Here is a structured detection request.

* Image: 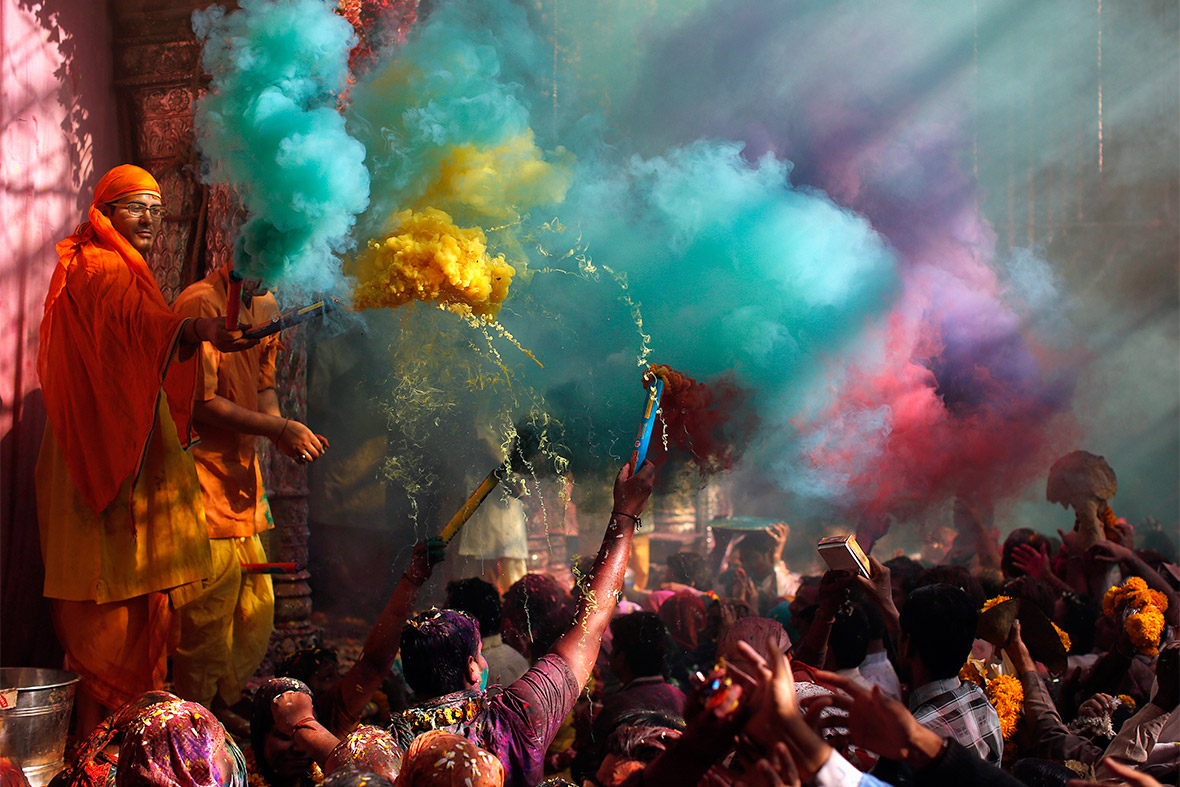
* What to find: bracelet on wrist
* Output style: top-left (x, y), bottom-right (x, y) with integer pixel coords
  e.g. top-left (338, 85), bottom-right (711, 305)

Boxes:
top-left (274, 418), bottom-right (290, 443)
top-left (283, 716), bottom-right (318, 737)
top-left (611, 510), bottom-right (641, 529)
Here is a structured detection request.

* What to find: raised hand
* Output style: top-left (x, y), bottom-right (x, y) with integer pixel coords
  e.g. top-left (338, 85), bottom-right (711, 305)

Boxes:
top-left (406, 537), bottom-right (447, 586)
top-left (1011, 542), bottom-right (1053, 579)
top-left (805, 669), bottom-right (943, 764)
top-left (613, 460), bottom-right (655, 520)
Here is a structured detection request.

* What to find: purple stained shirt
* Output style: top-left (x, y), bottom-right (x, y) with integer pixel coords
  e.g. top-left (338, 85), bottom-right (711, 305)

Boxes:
top-left (392, 653), bottom-right (581, 787)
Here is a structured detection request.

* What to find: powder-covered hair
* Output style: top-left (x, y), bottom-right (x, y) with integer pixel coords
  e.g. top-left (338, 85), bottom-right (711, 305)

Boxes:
top-left (401, 608), bottom-right (482, 699)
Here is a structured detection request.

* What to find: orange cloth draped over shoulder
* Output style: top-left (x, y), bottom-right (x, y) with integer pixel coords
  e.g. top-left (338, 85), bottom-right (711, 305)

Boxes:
top-left (37, 165), bottom-right (198, 513)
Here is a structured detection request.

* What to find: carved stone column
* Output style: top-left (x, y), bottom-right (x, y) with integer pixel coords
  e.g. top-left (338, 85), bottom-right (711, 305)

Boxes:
top-left (109, 0), bottom-right (320, 675)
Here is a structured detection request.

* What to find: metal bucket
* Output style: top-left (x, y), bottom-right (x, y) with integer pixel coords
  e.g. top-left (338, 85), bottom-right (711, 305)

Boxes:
top-left (0, 668), bottom-right (79, 787)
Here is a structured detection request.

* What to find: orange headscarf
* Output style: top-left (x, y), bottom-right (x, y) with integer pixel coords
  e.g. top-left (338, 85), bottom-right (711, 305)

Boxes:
top-left (394, 731), bottom-right (503, 787)
top-left (38, 164), bottom-right (198, 513)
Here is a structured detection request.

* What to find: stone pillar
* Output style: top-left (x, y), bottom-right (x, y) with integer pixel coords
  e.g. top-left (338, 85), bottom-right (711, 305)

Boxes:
top-left (109, 0), bottom-right (320, 674)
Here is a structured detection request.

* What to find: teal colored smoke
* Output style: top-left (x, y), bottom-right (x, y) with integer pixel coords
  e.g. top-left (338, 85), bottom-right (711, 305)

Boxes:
top-left (192, 0), bottom-right (369, 292)
top-left (346, 0), bottom-right (901, 477)
top-left (346, 0), bottom-right (543, 234)
top-left (511, 142), bottom-right (900, 469)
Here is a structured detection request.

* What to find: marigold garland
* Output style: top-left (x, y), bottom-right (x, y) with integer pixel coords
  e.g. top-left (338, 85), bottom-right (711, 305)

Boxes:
top-left (986, 674), bottom-right (1025, 740)
top-left (1051, 622), bottom-right (1072, 653)
top-left (981, 595), bottom-right (1013, 613)
top-left (1103, 576), bottom-right (1170, 657)
top-left (959, 658), bottom-right (1024, 740)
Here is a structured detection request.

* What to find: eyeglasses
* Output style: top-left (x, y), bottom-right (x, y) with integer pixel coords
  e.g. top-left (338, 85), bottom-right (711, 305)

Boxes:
top-left (107, 201), bottom-right (167, 220)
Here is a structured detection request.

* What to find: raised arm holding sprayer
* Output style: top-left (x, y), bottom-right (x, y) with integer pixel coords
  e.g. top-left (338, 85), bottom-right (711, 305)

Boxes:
top-left (630, 373), bottom-right (665, 470)
top-left (438, 423), bottom-right (543, 543)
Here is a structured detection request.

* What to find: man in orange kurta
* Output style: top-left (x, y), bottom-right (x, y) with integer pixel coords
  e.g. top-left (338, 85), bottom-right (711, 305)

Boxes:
top-left (36, 165), bottom-right (257, 733)
top-left (171, 268), bottom-right (327, 719)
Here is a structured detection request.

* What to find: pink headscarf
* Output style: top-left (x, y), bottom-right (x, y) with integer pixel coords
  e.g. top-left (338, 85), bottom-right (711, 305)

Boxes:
top-left (115, 700), bottom-right (245, 787)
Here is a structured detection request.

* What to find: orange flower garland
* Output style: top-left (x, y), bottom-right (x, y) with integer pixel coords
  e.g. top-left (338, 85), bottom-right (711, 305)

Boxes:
top-left (987, 674), bottom-right (1025, 740)
top-left (959, 658), bottom-right (1024, 741)
top-left (1102, 576), bottom-right (1169, 657)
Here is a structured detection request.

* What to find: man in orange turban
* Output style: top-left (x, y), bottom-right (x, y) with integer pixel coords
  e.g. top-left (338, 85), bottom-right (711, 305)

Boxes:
top-left (36, 164), bottom-right (257, 734)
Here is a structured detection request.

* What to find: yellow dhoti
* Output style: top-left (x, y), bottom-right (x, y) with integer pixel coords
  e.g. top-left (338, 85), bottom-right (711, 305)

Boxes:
top-left (171, 534), bottom-right (274, 706)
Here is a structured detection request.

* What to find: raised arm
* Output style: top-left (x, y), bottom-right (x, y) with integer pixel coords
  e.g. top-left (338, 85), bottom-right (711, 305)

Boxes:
top-left (327, 537), bottom-right (445, 734)
top-left (551, 460), bottom-right (655, 688)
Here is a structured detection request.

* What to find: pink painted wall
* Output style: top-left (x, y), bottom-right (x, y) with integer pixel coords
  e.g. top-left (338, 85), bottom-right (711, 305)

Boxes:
top-left (1, 0), bottom-right (121, 665)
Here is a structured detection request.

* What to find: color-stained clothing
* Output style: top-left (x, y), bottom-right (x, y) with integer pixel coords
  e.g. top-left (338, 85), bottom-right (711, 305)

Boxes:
top-left (172, 269), bottom-right (280, 539)
top-left (909, 676), bottom-right (1004, 765)
top-left (397, 730), bottom-right (503, 787)
top-left (116, 699), bottom-right (248, 787)
top-left (38, 165), bottom-right (197, 515)
top-left (390, 654), bottom-right (581, 787)
top-left (61, 691), bottom-right (179, 787)
top-left (49, 594), bottom-right (175, 715)
top-left (170, 534), bottom-right (275, 706)
top-left (37, 397), bottom-right (211, 604)
top-left (171, 269), bottom-right (279, 705)
top-left (36, 165), bottom-right (211, 712)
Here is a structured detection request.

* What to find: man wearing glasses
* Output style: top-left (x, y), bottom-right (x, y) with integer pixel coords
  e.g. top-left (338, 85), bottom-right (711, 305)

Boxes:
top-left (36, 164), bottom-right (257, 734)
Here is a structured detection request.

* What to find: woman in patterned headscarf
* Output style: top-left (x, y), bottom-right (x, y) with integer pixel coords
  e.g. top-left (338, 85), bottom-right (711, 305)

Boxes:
top-left (61, 690), bottom-right (178, 787)
top-left (394, 731), bottom-right (503, 787)
top-left (114, 699), bottom-right (246, 786)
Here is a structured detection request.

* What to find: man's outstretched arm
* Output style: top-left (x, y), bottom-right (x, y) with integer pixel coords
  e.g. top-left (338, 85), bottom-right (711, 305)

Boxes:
top-left (551, 460), bottom-right (656, 688)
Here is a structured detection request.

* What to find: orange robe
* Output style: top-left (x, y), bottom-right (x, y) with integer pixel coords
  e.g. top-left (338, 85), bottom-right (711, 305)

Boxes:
top-left (35, 165), bottom-right (212, 710)
top-left (169, 269), bottom-right (279, 705)
top-left (173, 268), bottom-right (281, 537)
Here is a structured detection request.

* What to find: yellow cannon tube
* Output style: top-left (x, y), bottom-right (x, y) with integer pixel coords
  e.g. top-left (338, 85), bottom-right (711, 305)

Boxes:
top-left (439, 466), bottom-right (506, 543)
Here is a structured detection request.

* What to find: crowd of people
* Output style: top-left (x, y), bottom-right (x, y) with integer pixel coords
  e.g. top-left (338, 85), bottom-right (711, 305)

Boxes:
top-left (14, 165), bottom-right (1178, 787)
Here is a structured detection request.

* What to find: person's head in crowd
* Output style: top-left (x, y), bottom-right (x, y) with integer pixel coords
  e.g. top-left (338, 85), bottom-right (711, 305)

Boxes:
top-left (883, 556), bottom-right (923, 610)
top-left (66, 691), bottom-right (179, 787)
top-left (1139, 519), bottom-right (1180, 565)
top-left (501, 573), bottom-right (573, 660)
top-left (913, 564), bottom-right (985, 607)
top-left (593, 719), bottom-right (682, 787)
top-left (396, 730), bottom-right (504, 787)
top-left (323, 726), bottom-right (404, 783)
top-left (252, 678), bottom-right (316, 787)
top-left (663, 552), bottom-right (711, 592)
top-left (445, 577), bottom-right (503, 639)
top-left (828, 603), bottom-right (871, 671)
top-left (321, 769), bottom-right (395, 787)
top-left (735, 531), bottom-right (777, 579)
top-left (116, 699), bottom-right (246, 787)
top-left (783, 575), bottom-right (821, 640)
top-left (610, 612), bottom-right (669, 684)
top-left (1002, 528), bottom-right (1053, 579)
top-left (659, 590), bottom-right (708, 651)
top-left (1009, 758), bottom-right (1080, 787)
top-left (1001, 575), bottom-right (1057, 618)
top-left (717, 617), bottom-right (791, 679)
top-left (897, 583), bottom-right (979, 685)
top-left (277, 647), bottom-right (340, 698)
top-left (1136, 548), bottom-right (1180, 591)
top-left (401, 608), bottom-right (486, 700)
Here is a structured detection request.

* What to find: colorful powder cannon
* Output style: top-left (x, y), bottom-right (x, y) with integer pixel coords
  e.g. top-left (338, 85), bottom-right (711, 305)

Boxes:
top-left (630, 371), bottom-right (665, 469)
top-left (438, 423), bottom-right (543, 543)
top-left (243, 298), bottom-right (340, 339)
top-left (225, 269), bottom-right (245, 330)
